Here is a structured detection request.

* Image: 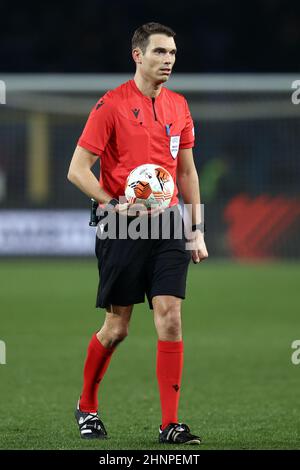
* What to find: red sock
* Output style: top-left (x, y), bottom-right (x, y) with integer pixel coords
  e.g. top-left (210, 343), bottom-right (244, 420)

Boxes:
top-left (79, 333), bottom-right (115, 413)
top-left (156, 340), bottom-right (184, 430)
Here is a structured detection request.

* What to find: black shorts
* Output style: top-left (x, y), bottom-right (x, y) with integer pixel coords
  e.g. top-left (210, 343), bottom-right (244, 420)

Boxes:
top-left (95, 205), bottom-right (191, 309)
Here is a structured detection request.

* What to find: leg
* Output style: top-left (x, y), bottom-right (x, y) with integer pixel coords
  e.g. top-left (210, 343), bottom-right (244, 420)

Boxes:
top-left (153, 295), bottom-right (182, 341)
top-left (79, 304), bottom-right (133, 413)
top-left (153, 295), bottom-right (184, 430)
top-left (96, 304), bottom-right (134, 348)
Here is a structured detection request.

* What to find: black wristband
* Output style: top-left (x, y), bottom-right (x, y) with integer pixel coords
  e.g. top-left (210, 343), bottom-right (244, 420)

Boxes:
top-left (192, 223), bottom-right (206, 233)
top-left (107, 198), bottom-right (119, 208)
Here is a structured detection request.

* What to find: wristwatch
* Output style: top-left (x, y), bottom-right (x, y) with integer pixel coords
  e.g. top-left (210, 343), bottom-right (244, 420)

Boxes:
top-left (107, 198), bottom-right (119, 208)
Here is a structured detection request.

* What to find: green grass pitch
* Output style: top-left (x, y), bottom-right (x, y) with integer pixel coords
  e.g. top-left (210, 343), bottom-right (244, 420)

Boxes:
top-left (0, 260), bottom-right (299, 450)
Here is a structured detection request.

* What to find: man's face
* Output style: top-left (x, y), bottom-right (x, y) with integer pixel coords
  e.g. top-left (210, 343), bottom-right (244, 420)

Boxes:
top-left (136, 34), bottom-right (177, 84)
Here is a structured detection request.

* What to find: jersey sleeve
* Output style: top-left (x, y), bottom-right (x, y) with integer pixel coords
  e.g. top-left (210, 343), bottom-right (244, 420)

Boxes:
top-left (77, 95), bottom-right (115, 156)
top-left (179, 99), bottom-right (195, 149)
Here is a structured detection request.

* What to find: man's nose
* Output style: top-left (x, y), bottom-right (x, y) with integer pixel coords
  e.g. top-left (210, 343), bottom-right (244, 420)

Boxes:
top-left (164, 54), bottom-right (173, 64)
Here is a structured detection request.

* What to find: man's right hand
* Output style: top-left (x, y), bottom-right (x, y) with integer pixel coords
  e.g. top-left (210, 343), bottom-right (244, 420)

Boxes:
top-left (115, 202), bottom-right (164, 218)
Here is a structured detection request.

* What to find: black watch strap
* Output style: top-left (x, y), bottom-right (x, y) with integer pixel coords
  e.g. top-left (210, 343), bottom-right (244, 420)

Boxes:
top-left (107, 198), bottom-right (119, 208)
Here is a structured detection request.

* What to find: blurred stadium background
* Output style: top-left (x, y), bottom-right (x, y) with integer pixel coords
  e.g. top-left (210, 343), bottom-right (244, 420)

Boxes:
top-left (0, 74), bottom-right (299, 258)
top-left (0, 0), bottom-right (300, 450)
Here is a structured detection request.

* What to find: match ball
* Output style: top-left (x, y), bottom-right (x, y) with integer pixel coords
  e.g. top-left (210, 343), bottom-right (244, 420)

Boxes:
top-left (125, 164), bottom-right (174, 209)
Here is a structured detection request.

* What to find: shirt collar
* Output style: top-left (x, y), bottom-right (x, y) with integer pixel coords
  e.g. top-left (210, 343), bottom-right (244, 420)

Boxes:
top-left (130, 79), bottom-right (164, 101)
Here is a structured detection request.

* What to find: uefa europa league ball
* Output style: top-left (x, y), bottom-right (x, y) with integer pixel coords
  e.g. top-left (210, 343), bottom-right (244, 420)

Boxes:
top-left (125, 164), bottom-right (174, 209)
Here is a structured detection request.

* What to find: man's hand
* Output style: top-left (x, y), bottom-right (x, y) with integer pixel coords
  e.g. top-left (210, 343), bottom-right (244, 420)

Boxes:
top-left (115, 202), bottom-right (164, 218)
top-left (188, 230), bottom-right (208, 264)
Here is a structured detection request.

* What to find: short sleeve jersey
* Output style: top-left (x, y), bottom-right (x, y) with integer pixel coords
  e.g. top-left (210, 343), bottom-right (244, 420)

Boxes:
top-left (78, 79), bottom-right (195, 206)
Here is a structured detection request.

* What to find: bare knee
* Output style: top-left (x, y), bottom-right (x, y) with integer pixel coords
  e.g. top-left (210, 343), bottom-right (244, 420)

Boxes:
top-left (157, 313), bottom-right (181, 340)
top-left (153, 297), bottom-right (182, 341)
top-left (96, 306), bottom-right (132, 348)
top-left (97, 324), bottom-right (128, 348)
top-left (108, 325), bottom-right (129, 346)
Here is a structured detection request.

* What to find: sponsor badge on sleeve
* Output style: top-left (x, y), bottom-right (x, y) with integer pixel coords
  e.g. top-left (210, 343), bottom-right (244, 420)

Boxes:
top-left (170, 135), bottom-right (180, 159)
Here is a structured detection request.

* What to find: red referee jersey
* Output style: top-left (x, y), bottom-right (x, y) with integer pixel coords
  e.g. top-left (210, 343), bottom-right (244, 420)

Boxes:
top-left (78, 79), bottom-right (195, 206)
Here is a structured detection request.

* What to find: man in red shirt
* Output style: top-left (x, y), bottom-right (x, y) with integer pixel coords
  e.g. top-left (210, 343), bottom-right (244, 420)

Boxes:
top-left (68, 22), bottom-right (208, 445)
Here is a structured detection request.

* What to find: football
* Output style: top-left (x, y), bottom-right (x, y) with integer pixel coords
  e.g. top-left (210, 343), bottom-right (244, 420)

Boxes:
top-left (125, 164), bottom-right (174, 209)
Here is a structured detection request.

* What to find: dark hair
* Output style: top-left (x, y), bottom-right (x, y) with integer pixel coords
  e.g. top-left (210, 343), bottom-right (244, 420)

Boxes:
top-left (132, 22), bottom-right (176, 53)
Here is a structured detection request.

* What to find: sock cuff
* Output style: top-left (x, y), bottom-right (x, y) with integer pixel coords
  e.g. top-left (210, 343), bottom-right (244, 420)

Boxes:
top-left (157, 340), bottom-right (184, 353)
top-left (89, 333), bottom-right (115, 356)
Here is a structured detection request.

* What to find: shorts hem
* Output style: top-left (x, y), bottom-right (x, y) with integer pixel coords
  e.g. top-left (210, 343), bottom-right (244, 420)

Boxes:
top-left (96, 297), bottom-right (145, 309)
top-left (147, 291), bottom-right (186, 310)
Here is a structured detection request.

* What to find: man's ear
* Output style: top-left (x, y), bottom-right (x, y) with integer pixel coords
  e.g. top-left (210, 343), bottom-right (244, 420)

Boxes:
top-left (132, 47), bottom-right (143, 64)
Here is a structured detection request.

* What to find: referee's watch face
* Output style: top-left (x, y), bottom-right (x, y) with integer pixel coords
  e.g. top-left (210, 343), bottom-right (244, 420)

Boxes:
top-left (135, 34), bottom-right (177, 85)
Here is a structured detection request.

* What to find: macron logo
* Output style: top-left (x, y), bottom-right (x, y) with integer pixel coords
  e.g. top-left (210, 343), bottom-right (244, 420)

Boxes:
top-left (132, 108), bottom-right (140, 119)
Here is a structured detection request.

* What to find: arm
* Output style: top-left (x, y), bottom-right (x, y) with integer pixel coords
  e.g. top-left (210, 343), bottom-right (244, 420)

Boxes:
top-left (67, 145), bottom-right (112, 204)
top-left (177, 148), bottom-right (208, 263)
top-left (67, 146), bottom-right (159, 217)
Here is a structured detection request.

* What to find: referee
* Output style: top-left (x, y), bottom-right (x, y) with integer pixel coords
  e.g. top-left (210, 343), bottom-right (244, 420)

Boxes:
top-left (68, 22), bottom-right (208, 444)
